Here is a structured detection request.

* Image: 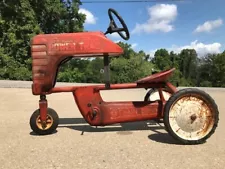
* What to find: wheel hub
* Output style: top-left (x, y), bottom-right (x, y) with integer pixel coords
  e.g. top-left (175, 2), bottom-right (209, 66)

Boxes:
top-left (190, 114), bottom-right (197, 123)
top-left (36, 115), bottom-right (53, 130)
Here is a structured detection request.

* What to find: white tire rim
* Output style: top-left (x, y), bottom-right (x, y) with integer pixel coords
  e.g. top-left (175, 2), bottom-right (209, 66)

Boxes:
top-left (168, 95), bottom-right (215, 141)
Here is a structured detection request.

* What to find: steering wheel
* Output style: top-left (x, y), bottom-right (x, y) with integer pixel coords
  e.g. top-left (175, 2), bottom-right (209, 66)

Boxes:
top-left (105, 8), bottom-right (130, 40)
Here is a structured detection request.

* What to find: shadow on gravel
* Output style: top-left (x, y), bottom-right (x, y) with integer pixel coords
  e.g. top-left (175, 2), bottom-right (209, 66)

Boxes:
top-left (57, 117), bottom-right (178, 144)
top-left (148, 133), bottom-right (180, 145)
top-left (29, 130), bottom-right (58, 136)
top-left (58, 117), bottom-right (162, 132)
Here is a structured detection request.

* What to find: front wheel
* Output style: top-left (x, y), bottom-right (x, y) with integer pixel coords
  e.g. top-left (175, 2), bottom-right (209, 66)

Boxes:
top-left (30, 108), bottom-right (59, 135)
top-left (163, 88), bottom-right (219, 145)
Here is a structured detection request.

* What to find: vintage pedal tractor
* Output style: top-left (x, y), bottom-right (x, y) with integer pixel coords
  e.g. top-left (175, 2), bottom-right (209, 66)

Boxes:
top-left (29, 8), bottom-right (219, 145)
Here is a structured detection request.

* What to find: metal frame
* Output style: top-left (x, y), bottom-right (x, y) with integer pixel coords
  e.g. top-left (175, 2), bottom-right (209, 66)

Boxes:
top-left (38, 80), bottom-right (177, 126)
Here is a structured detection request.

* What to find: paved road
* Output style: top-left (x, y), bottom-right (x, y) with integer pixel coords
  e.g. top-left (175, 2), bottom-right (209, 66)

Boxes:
top-left (0, 85), bottom-right (225, 169)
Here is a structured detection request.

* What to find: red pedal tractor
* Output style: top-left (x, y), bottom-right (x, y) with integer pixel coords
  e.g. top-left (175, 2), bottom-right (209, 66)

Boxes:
top-left (29, 8), bottom-right (219, 145)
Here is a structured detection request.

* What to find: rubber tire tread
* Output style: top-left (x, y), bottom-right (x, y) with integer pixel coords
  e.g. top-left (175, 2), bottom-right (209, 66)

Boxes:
top-left (30, 108), bottom-right (59, 135)
top-left (163, 88), bottom-right (219, 145)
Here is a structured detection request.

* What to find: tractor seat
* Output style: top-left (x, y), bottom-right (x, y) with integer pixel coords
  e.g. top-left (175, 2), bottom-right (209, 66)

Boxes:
top-left (136, 68), bottom-right (175, 83)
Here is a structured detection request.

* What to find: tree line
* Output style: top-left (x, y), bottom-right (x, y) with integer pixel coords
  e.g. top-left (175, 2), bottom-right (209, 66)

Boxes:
top-left (1, 0), bottom-right (225, 87)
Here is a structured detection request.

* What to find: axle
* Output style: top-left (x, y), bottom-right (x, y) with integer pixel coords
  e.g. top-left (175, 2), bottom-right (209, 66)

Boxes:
top-left (39, 95), bottom-right (48, 129)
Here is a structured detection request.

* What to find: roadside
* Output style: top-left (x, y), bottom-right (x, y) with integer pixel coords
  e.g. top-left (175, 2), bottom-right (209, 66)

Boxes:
top-left (1, 80), bottom-right (225, 93)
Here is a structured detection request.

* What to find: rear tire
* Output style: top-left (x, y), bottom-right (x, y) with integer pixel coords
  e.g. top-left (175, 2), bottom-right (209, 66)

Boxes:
top-left (163, 88), bottom-right (219, 145)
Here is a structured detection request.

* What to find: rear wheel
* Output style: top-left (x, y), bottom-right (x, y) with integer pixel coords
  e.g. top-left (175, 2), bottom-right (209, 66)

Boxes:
top-left (30, 108), bottom-right (59, 135)
top-left (163, 88), bottom-right (219, 145)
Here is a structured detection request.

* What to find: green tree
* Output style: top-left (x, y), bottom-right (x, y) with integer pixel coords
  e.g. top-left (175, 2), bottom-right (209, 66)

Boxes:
top-left (197, 51), bottom-right (225, 87)
top-left (151, 49), bottom-right (172, 70)
top-left (138, 50), bottom-right (150, 61)
top-left (116, 42), bottom-right (136, 59)
top-left (212, 51), bottom-right (225, 87)
top-left (197, 54), bottom-right (215, 87)
top-left (0, 0), bottom-right (41, 80)
top-left (30, 0), bottom-right (85, 33)
top-left (84, 58), bottom-right (105, 83)
top-left (178, 49), bottom-right (198, 85)
top-left (110, 42), bottom-right (154, 83)
top-left (57, 58), bottom-right (91, 82)
top-left (110, 55), bottom-right (154, 83)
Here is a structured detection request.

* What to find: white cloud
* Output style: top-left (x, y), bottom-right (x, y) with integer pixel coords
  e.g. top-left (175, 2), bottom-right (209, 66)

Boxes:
top-left (114, 40), bottom-right (121, 43)
top-left (132, 4), bottom-right (178, 34)
top-left (147, 40), bottom-right (222, 57)
top-left (107, 33), bottom-right (121, 39)
top-left (131, 43), bottom-right (138, 49)
top-left (78, 8), bottom-right (97, 24)
top-left (147, 49), bottom-right (158, 58)
top-left (170, 40), bottom-right (222, 57)
top-left (194, 19), bottom-right (223, 33)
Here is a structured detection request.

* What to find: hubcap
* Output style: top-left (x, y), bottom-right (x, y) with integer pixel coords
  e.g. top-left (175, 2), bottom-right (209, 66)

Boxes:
top-left (36, 115), bottom-right (53, 130)
top-left (169, 95), bottom-right (215, 140)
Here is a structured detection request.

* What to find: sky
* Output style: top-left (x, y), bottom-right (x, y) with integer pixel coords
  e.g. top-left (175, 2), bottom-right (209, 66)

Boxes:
top-left (78, 0), bottom-right (225, 57)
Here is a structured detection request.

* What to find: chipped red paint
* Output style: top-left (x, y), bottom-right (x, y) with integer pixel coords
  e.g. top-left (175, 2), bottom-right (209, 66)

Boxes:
top-left (72, 86), bottom-right (167, 126)
top-left (31, 31), bottom-right (123, 95)
top-left (39, 99), bottom-right (47, 122)
top-left (42, 74), bottom-right (175, 126)
top-left (28, 7), bottom-right (219, 145)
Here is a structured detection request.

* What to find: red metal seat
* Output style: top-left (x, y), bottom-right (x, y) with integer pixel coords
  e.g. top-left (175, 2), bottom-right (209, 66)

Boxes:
top-left (136, 68), bottom-right (175, 83)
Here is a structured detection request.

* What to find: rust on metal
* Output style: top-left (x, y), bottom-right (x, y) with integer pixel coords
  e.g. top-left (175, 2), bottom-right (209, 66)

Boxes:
top-left (28, 7), bottom-right (218, 144)
top-left (166, 82), bottom-right (178, 93)
top-left (36, 114), bottom-right (53, 130)
top-left (31, 32), bottom-right (124, 95)
top-left (39, 98), bottom-right (48, 122)
top-left (158, 88), bottom-right (166, 102)
top-left (71, 86), bottom-right (165, 126)
top-left (31, 45), bottom-right (47, 52)
top-left (169, 95), bottom-right (215, 140)
top-left (31, 31), bottom-right (177, 96)
top-left (30, 29), bottom-right (178, 129)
